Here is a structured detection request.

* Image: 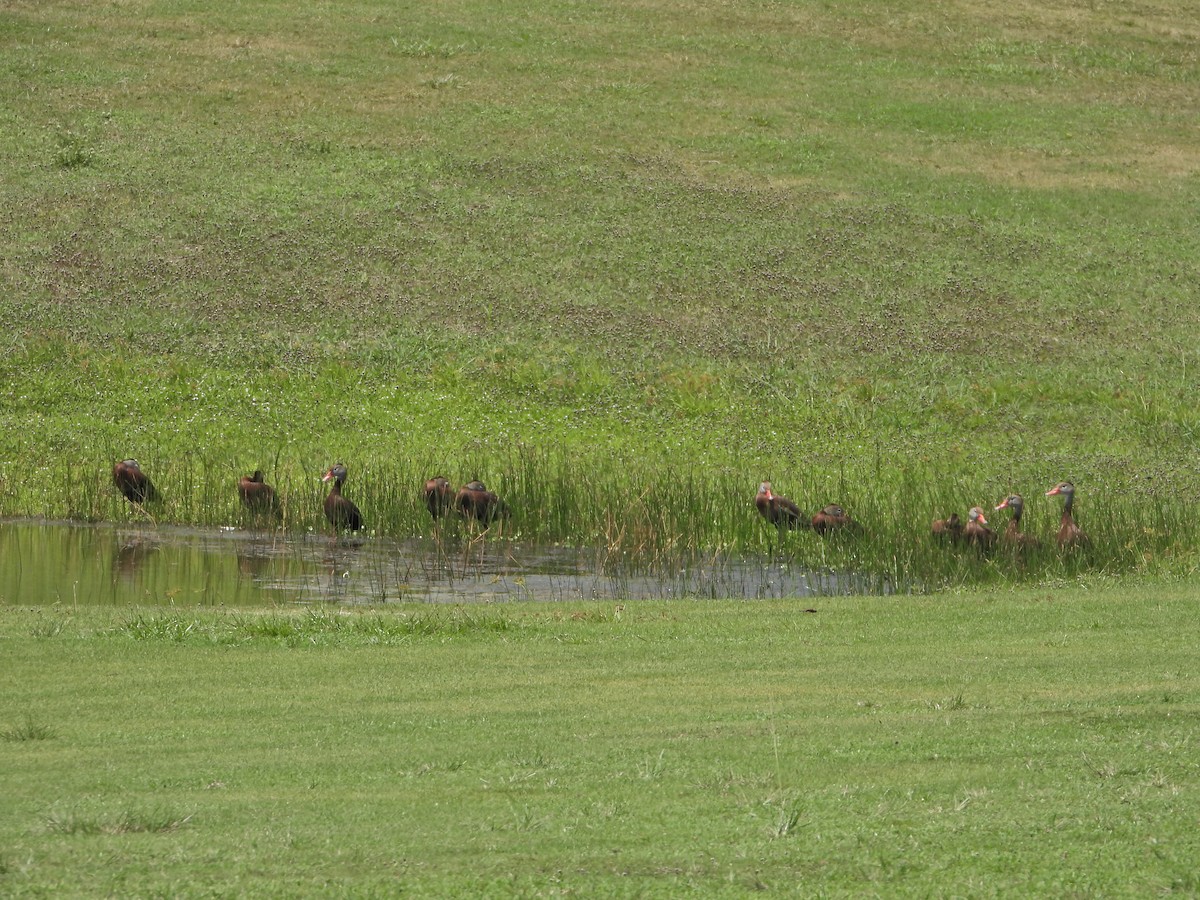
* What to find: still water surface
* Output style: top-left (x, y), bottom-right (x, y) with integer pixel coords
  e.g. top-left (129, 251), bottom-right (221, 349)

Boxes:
top-left (0, 519), bottom-right (884, 606)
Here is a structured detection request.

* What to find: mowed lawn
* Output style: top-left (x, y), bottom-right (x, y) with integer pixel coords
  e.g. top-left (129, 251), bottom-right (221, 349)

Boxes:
top-left (3, 586), bottom-right (1198, 897)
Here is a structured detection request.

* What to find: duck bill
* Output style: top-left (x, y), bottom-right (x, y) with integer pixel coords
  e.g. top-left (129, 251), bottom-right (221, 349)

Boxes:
top-left (1045, 486), bottom-right (1062, 496)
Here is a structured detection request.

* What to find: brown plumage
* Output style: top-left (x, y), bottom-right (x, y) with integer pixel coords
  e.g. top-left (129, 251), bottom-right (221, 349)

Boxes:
top-left (755, 482), bottom-right (806, 529)
top-left (455, 480), bottom-right (508, 523)
top-left (931, 512), bottom-right (963, 542)
top-left (994, 494), bottom-right (1040, 551)
top-left (322, 463), bottom-right (363, 532)
top-left (1045, 481), bottom-right (1089, 549)
top-left (423, 476), bottom-right (453, 519)
top-left (238, 470), bottom-right (279, 516)
top-left (963, 506), bottom-right (996, 549)
top-left (811, 503), bottom-right (861, 535)
top-left (112, 459), bottom-right (158, 504)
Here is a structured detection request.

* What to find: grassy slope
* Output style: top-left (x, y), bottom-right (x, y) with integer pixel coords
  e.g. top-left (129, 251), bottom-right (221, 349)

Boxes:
top-left (3, 587), bottom-right (1199, 896)
top-left (1, 0), bottom-right (1198, 537)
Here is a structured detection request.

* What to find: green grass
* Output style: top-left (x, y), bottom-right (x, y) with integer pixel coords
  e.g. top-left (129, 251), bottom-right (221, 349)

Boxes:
top-left (2, 4), bottom-right (1200, 888)
top-left (2, 587), bottom-right (1199, 896)
top-left (1, 0), bottom-right (1198, 584)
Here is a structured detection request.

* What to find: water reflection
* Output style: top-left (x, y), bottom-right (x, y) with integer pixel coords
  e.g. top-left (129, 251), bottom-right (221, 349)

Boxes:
top-left (0, 519), bottom-right (890, 607)
top-left (114, 535), bottom-right (158, 582)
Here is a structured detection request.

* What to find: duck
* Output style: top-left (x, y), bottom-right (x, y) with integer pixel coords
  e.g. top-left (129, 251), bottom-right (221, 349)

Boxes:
top-left (112, 459), bottom-right (159, 504)
top-left (322, 463), bottom-right (363, 533)
top-left (423, 476), bottom-right (454, 519)
top-left (454, 480), bottom-right (508, 523)
top-left (811, 503), bottom-right (861, 535)
top-left (994, 494), bottom-right (1040, 550)
top-left (931, 512), bottom-right (963, 542)
top-left (755, 482), bottom-right (806, 529)
top-left (963, 506), bottom-right (996, 550)
top-left (1045, 481), bottom-right (1089, 549)
top-left (238, 470), bottom-right (279, 516)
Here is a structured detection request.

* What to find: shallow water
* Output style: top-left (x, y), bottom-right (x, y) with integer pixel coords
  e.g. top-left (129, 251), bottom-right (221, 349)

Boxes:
top-left (0, 519), bottom-right (887, 606)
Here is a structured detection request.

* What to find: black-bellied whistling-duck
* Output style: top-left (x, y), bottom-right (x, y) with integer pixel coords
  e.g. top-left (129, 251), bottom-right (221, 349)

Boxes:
top-left (931, 512), bottom-right (963, 542)
top-left (423, 476), bottom-right (453, 519)
top-left (755, 482), bottom-right (806, 529)
top-left (454, 480), bottom-right (508, 523)
top-left (963, 506), bottom-right (996, 549)
top-left (811, 503), bottom-right (861, 535)
top-left (322, 463), bottom-right (363, 532)
top-left (112, 459), bottom-right (158, 504)
top-left (994, 494), bottom-right (1040, 550)
top-left (238, 470), bottom-right (279, 516)
top-left (1045, 481), bottom-right (1088, 549)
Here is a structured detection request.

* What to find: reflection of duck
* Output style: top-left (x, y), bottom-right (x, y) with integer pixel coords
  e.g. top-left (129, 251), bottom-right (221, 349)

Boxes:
top-left (755, 482), bottom-right (806, 529)
top-left (236, 554), bottom-right (267, 578)
top-left (238, 470), bottom-right (280, 518)
top-left (114, 536), bottom-right (156, 580)
top-left (322, 464), bottom-right (363, 533)
top-left (423, 476), bottom-right (453, 519)
top-left (455, 481), bottom-right (508, 523)
top-left (811, 504), bottom-right (861, 535)
top-left (994, 494), bottom-right (1040, 551)
top-left (113, 459), bottom-right (159, 504)
top-left (236, 544), bottom-right (274, 578)
top-left (1045, 481), bottom-right (1089, 549)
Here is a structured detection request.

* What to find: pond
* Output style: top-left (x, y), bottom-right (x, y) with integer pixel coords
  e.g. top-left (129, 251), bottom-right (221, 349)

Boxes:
top-left (0, 519), bottom-right (888, 606)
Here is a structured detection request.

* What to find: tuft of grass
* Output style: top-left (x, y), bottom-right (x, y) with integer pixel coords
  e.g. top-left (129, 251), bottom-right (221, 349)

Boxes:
top-left (771, 806), bottom-right (807, 840)
top-left (29, 616), bottom-right (68, 638)
top-left (51, 130), bottom-right (94, 169)
top-left (44, 805), bottom-right (193, 835)
top-left (2, 716), bottom-right (57, 742)
top-left (114, 608), bottom-right (523, 645)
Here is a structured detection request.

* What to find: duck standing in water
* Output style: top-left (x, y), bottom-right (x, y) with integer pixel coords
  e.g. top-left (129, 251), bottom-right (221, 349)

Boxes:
top-left (994, 494), bottom-right (1040, 551)
top-left (755, 482), bottom-right (806, 529)
top-left (322, 463), bottom-right (363, 533)
top-left (238, 470), bottom-right (280, 518)
top-left (454, 480), bottom-right (508, 523)
top-left (1045, 481), bottom-right (1089, 549)
top-left (811, 503), bottom-right (861, 535)
top-left (931, 512), bottom-right (963, 542)
top-left (112, 459), bottom-right (159, 504)
top-left (423, 476), bottom-right (454, 519)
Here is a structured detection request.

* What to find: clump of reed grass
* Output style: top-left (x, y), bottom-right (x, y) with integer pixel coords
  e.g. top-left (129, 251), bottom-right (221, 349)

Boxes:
top-left (44, 805), bottom-right (193, 835)
top-left (8, 445), bottom-right (1200, 593)
top-left (29, 616), bottom-right (68, 638)
top-left (2, 716), bottom-right (56, 742)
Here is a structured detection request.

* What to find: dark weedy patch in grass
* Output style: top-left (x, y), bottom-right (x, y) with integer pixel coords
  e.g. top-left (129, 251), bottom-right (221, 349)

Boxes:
top-left (29, 616), bottom-right (68, 638)
top-left (118, 608), bottom-right (522, 645)
top-left (44, 806), bottom-right (193, 835)
top-left (2, 717), bottom-right (57, 742)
